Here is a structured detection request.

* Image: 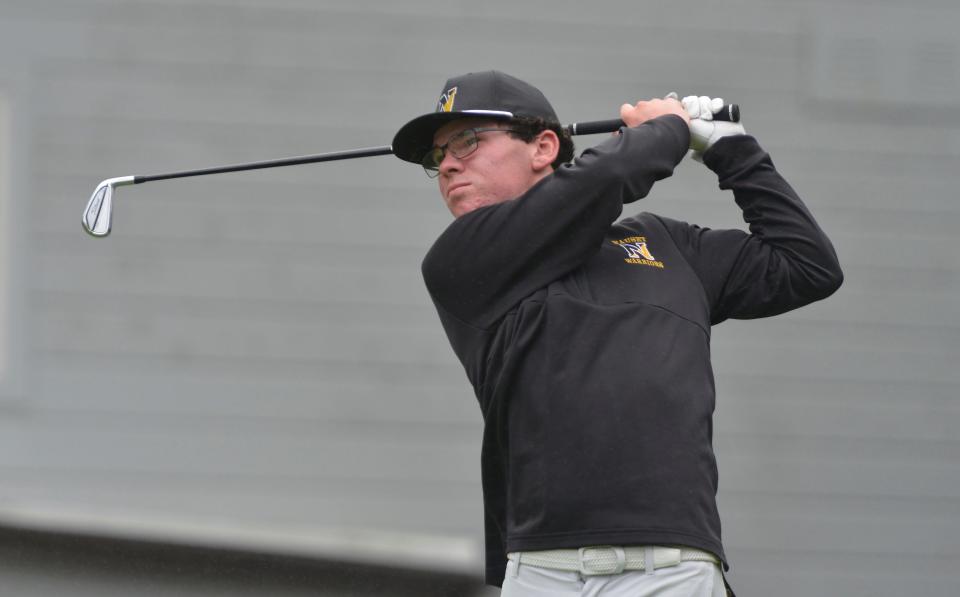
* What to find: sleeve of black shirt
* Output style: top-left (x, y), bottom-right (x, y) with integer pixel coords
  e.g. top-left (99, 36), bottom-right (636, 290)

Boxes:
top-left (423, 114), bottom-right (690, 329)
top-left (656, 135), bottom-right (843, 324)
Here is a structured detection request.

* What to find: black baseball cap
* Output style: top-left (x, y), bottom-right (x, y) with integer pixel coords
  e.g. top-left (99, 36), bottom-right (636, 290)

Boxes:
top-left (392, 70), bottom-right (560, 164)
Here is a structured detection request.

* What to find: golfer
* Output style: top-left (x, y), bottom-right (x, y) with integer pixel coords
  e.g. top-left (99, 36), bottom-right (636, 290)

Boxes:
top-left (392, 70), bottom-right (842, 596)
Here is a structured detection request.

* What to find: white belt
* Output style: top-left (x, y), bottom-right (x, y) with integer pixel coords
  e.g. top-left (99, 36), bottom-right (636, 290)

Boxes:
top-left (508, 545), bottom-right (718, 576)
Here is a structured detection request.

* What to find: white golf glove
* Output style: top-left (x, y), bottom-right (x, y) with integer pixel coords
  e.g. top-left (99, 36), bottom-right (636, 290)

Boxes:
top-left (681, 95), bottom-right (746, 159)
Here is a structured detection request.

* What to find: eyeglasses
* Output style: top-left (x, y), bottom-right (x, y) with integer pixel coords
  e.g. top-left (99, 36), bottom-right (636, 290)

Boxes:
top-left (421, 127), bottom-right (519, 178)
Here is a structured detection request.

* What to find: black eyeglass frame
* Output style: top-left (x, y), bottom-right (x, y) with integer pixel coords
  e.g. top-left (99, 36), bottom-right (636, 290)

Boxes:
top-left (421, 127), bottom-right (520, 177)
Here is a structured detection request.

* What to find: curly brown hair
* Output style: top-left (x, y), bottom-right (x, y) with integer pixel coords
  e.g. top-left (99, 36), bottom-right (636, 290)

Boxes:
top-left (505, 116), bottom-right (575, 170)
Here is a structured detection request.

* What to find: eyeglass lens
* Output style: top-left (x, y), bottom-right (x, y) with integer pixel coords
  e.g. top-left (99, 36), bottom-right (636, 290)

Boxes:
top-left (422, 128), bottom-right (482, 175)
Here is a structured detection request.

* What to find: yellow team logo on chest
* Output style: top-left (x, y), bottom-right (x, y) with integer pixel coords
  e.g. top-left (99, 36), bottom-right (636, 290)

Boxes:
top-left (611, 236), bottom-right (664, 268)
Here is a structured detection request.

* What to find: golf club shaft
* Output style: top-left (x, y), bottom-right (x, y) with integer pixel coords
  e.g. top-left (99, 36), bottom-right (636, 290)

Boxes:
top-left (123, 104), bottom-right (740, 184)
top-left (134, 145), bottom-right (394, 184)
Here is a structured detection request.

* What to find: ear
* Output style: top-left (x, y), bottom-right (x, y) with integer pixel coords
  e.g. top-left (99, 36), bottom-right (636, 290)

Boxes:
top-left (530, 129), bottom-right (560, 172)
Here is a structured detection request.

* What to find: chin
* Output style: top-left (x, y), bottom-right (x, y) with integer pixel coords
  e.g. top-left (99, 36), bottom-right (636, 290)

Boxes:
top-left (446, 193), bottom-right (479, 217)
top-left (451, 204), bottom-right (476, 218)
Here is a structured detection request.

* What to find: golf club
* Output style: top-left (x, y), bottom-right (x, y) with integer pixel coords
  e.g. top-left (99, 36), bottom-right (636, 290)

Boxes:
top-left (82, 105), bottom-right (740, 238)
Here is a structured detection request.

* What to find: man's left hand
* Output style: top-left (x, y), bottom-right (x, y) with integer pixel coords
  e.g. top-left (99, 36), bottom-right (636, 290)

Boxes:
top-left (682, 95), bottom-right (747, 158)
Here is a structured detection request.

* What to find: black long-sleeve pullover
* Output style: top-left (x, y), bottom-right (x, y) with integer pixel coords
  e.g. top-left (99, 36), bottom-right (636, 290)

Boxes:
top-left (421, 115), bottom-right (843, 587)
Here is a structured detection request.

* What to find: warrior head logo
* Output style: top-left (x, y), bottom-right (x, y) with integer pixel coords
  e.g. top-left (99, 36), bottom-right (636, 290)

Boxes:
top-left (619, 242), bottom-right (656, 261)
top-left (437, 86), bottom-right (458, 113)
top-left (612, 237), bottom-right (664, 268)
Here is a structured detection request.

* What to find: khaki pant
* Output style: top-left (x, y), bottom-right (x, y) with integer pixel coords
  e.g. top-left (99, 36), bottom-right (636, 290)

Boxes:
top-left (500, 558), bottom-right (728, 597)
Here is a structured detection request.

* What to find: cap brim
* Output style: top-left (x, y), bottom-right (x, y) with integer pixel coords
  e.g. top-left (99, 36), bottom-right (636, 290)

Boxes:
top-left (392, 111), bottom-right (513, 164)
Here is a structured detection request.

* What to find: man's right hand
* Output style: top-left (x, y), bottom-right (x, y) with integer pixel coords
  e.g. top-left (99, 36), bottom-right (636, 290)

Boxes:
top-left (620, 97), bottom-right (690, 128)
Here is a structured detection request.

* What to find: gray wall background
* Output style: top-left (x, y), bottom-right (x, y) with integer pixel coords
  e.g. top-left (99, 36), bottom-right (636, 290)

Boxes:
top-left (0, 0), bottom-right (957, 595)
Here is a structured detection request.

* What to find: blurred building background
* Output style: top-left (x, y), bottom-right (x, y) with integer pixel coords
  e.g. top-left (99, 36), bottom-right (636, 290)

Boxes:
top-left (0, 0), bottom-right (957, 595)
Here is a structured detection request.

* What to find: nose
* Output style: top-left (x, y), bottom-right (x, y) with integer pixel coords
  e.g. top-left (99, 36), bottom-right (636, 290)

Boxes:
top-left (438, 149), bottom-right (463, 176)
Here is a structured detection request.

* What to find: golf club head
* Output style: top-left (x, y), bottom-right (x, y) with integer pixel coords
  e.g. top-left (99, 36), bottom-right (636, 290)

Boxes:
top-left (82, 176), bottom-right (135, 237)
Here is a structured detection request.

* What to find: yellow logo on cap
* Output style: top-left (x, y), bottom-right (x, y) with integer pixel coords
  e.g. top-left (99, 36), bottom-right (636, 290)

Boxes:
top-left (437, 86), bottom-right (458, 112)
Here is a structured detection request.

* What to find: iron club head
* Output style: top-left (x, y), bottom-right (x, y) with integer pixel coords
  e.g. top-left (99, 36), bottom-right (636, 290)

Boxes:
top-left (82, 176), bottom-right (135, 237)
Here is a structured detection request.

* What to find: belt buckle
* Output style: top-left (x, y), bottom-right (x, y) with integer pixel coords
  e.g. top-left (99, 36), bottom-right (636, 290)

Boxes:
top-left (656, 547), bottom-right (682, 568)
top-left (577, 546), bottom-right (626, 575)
